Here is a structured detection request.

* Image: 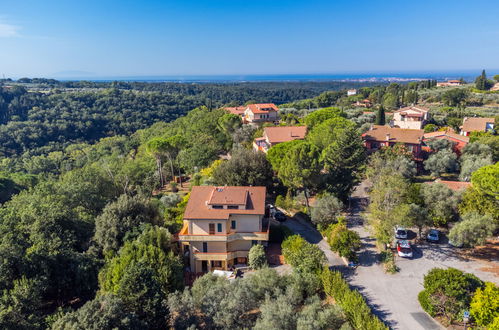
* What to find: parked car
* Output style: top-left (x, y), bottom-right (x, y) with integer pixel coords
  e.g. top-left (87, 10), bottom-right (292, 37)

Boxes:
top-left (274, 211), bottom-right (287, 222)
top-left (266, 204), bottom-right (276, 217)
top-left (397, 240), bottom-right (413, 258)
top-left (426, 229), bottom-right (440, 243)
top-left (395, 227), bottom-right (408, 239)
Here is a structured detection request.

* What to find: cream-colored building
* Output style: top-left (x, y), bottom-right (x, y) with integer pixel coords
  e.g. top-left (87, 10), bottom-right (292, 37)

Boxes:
top-left (178, 186), bottom-right (269, 273)
top-left (243, 103), bottom-right (279, 124)
top-left (390, 106), bottom-right (429, 129)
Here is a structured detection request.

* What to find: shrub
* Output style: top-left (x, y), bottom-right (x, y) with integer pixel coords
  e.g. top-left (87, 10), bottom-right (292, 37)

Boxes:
top-left (321, 269), bottom-right (387, 330)
top-left (380, 251), bottom-right (398, 274)
top-left (327, 224), bottom-right (360, 261)
top-left (418, 268), bottom-right (484, 324)
top-left (310, 195), bottom-right (343, 229)
top-left (448, 212), bottom-right (496, 247)
top-left (248, 244), bottom-right (267, 270)
top-left (470, 282), bottom-right (499, 327)
top-left (281, 235), bottom-right (326, 273)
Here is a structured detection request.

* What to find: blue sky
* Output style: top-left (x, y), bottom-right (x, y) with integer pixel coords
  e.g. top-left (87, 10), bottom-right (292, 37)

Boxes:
top-left (1, 0), bottom-right (498, 78)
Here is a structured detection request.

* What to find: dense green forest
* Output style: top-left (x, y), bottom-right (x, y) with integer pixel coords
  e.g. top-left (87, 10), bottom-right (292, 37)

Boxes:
top-left (0, 80), bottom-right (377, 157)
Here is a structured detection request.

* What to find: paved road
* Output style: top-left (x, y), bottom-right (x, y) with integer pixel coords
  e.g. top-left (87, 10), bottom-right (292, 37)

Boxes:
top-left (281, 213), bottom-right (345, 268)
top-left (346, 182), bottom-right (497, 330)
top-left (278, 181), bottom-right (497, 330)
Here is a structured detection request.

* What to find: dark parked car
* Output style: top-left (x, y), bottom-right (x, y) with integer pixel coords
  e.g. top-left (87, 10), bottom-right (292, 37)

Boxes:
top-left (274, 211), bottom-right (287, 222)
top-left (426, 229), bottom-right (440, 243)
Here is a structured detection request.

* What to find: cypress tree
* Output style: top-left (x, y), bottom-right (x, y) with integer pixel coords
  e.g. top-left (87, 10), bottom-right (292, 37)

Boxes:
top-left (375, 106), bottom-right (386, 125)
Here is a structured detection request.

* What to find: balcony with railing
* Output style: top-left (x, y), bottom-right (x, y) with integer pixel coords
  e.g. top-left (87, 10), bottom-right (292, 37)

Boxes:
top-left (178, 218), bottom-right (270, 242)
top-left (192, 250), bottom-right (249, 261)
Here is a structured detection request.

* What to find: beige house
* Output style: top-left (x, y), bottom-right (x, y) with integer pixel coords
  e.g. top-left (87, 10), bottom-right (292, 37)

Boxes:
top-left (244, 103), bottom-right (279, 124)
top-left (253, 125), bottom-right (307, 153)
top-left (390, 106), bottom-right (429, 129)
top-left (178, 186), bottom-right (269, 273)
top-left (436, 80), bottom-right (464, 87)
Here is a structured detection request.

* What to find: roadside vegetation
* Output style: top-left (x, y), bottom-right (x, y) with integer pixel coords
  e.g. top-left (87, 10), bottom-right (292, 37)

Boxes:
top-left (418, 268), bottom-right (498, 328)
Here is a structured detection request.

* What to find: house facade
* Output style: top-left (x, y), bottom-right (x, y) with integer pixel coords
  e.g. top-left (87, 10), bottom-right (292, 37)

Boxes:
top-left (253, 126), bottom-right (307, 153)
top-left (178, 186), bottom-right (269, 273)
top-left (362, 125), bottom-right (424, 159)
top-left (390, 106), bottom-right (429, 129)
top-left (460, 117), bottom-right (495, 136)
top-left (347, 89), bottom-right (357, 96)
top-left (244, 103), bottom-right (279, 124)
top-left (436, 80), bottom-right (464, 87)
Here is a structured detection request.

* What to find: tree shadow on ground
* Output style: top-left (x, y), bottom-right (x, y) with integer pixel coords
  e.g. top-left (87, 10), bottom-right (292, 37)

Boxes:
top-left (348, 283), bottom-right (398, 329)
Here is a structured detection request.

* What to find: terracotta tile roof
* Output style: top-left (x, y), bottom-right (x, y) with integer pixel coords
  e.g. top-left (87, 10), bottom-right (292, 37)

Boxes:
top-left (461, 117), bottom-right (495, 132)
top-left (208, 187), bottom-right (248, 205)
top-left (224, 106), bottom-right (246, 115)
top-left (423, 131), bottom-right (470, 143)
top-left (425, 180), bottom-right (471, 191)
top-left (264, 126), bottom-right (307, 144)
top-left (246, 103), bottom-right (279, 114)
top-left (183, 186), bottom-right (266, 220)
top-left (362, 125), bottom-right (424, 144)
top-left (394, 106), bottom-right (429, 114)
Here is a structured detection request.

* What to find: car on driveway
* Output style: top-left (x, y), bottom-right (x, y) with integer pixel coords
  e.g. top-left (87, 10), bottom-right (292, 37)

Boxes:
top-left (426, 229), bottom-right (440, 243)
top-left (274, 211), bottom-right (287, 222)
top-left (397, 240), bottom-right (413, 258)
top-left (395, 227), bottom-right (408, 239)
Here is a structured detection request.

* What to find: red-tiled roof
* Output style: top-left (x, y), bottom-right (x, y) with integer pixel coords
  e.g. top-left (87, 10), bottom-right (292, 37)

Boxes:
top-left (362, 125), bottom-right (424, 144)
top-left (224, 106), bottom-right (246, 115)
top-left (264, 126), bottom-right (307, 144)
top-left (246, 103), bottom-right (279, 114)
top-left (423, 131), bottom-right (469, 143)
top-left (183, 186), bottom-right (266, 220)
top-left (394, 106), bottom-right (429, 114)
top-left (461, 117), bottom-right (495, 132)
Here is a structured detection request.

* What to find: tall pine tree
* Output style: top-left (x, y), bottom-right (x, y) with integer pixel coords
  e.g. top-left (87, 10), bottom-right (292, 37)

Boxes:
top-left (375, 105), bottom-right (386, 125)
top-left (475, 69), bottom-right (491, 91)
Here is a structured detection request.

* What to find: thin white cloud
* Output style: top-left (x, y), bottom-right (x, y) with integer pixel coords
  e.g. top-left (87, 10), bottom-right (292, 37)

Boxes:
top-left (0, 21), bottom-right (20, 37)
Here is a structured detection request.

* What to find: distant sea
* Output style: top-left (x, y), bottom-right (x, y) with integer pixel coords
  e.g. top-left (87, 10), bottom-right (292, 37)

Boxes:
top-left (53, 70), bottom-right (498, 83)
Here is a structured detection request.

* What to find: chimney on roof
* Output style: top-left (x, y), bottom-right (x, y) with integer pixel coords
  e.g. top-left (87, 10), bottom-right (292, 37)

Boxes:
top-left (386, 133), bottom-right (390, 141)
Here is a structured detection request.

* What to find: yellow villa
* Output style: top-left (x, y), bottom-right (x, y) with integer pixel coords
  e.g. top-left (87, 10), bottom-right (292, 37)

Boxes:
top-left (178, 186), bottom-right (269, 273)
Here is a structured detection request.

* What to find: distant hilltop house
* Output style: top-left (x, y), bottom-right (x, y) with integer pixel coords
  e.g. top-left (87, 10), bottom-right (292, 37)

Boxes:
top-left (178, 186), bottom-right (269, 273)
top-left (436, 80), bottom-right (464, 87)
top-left (224, 106), bottom-right (247, 116)
top-left (253, 126), bottom-right (307, 153)
top-left (423, 129), bottom-right (469, 154)
top-left (362, 125), bottom-right (424, 160)
top-left (244, 103), bottom-right (279, 124)
top-left (347, 89), bottom-right (357, 96)
top-left (390, 106), bottom-right (430, 130)
top-left (224, 103), bottom-right (279, 124)
top-left (355, 99), bottom-right (372, 108)
top-left (460, 117), bottom-right (495, 136)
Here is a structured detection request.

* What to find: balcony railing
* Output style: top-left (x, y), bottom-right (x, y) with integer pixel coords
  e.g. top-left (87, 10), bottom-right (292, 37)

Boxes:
top-left (193, 250), bottom-right (249, 261)
top-left (178, 219), bottom-right (270, 242)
